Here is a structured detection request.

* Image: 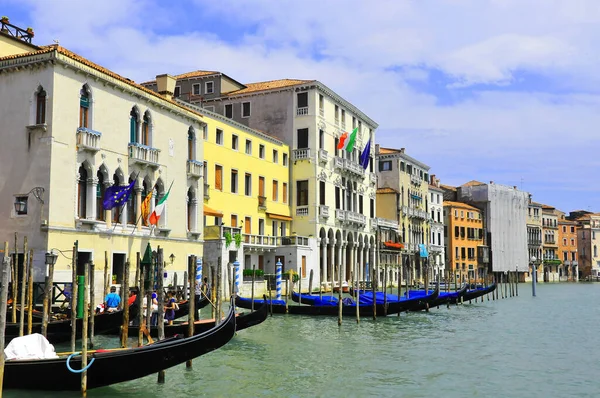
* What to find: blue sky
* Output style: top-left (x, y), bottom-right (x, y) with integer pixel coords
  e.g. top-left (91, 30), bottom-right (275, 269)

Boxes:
top-left (4, 0), bottom-right (600, 213)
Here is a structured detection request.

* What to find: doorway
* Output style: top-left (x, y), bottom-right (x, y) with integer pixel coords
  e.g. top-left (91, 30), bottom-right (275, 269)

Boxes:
top-left (77, 251), bottom-right (92, 276)
top-left (112, 253), bottom-right (126, 285)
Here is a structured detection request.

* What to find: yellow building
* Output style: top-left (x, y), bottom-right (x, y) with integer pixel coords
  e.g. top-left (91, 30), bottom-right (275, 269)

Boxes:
top-left (0, 32), bottom-right (207, 301)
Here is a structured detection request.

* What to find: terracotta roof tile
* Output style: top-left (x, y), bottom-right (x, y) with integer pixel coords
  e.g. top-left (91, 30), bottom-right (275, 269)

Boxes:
top-left (443, 200), bottom-right (480, 211)
top-left (0, 44), bottom-right (204, 120)
top-left (439, 184), bottom-right (457, 191)
top-left (228, 79), bottom-right (315, 95)
top-left (379, 147), bottom-right (402, 154)
top-left (461, 180), bottom-right (485, 187)
top-left (377, 187), bottom-right (398, 194)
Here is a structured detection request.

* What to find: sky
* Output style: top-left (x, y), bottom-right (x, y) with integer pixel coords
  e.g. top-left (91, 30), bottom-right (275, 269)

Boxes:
top-left (3, 0), bottom-right (599, 213)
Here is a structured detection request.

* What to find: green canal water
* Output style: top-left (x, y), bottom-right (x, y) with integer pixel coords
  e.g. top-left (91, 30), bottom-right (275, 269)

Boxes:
top-left (6, 283), bottom-right (599, 397)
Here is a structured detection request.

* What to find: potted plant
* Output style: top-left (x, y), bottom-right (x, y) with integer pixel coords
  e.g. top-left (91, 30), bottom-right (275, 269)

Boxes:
top-left (234, 232), bottom-right (242, 249)
top-left (1, 16), bottom-right (9, 24)
top-left (26, 27), bottom-right (34, 37)
top-left (224, 231), bottom-right (232, 248)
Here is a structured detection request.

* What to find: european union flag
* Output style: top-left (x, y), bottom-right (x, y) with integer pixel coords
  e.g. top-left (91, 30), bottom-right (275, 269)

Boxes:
top-left (103, 179), bottom-right (135, 210)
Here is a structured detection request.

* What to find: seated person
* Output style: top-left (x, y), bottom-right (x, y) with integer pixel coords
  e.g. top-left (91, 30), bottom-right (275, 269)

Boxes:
top-left (104, 286), bottom-right (121, 312)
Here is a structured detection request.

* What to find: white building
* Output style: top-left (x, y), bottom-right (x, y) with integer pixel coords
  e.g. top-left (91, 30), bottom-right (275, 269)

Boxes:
top-left (428, 176), bottom-right (446, 280)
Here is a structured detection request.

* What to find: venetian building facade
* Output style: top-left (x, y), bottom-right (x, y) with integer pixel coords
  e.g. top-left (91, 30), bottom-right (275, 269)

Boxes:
top-left (428, 176), bottom-right (445, 281)
top-left (557, 214), bottom-right (578, 281)
top-left (375, 146), bottom-right (430, 283)
top-left (0, 39), bottom-right (205, 300)
top-left (526, 200), bottom-right (543, 282)
top-left (573, 213), bottom-right (600, 279)
top-left (541, 205), bottom-right (559, 282)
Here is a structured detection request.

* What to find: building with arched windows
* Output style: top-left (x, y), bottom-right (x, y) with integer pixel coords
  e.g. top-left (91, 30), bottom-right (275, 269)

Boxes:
top-left (0, 36), bottom-right (207, 300)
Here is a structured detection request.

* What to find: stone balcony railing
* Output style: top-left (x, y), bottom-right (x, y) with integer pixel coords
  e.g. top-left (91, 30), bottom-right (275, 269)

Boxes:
top-left (371, 217), bottom-right (399, 230)
top-left (76, 127), bottom-right (101, 152)
top-left (336, 209), bottom-right (366, 226)
top-left (128, 142), bottom-right (160, 168)
top-left (186, 159), bottom-right (203, 179)
top-left (318, 149), bottom-right (328, 163)
top-left (410, 174), bottom-right (422, 186)
top-left (296, 206), bottom-right (309, 216)
top-left (401, 206), bottom-right (428, 220)
top-left (296, 107), bottom-right (309, 116)
top-left (319, 205), bottom-right (329, 218)
top-left (334, 157), bottom-right (364, 178)
top-left (292, 148), bottom-right (311, 161)
top-left (244, 233), bottom-right (312, 247)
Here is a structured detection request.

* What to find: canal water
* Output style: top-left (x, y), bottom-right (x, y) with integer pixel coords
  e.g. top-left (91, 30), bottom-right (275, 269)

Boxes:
top-left (6, 283), bottom-right (599, 397)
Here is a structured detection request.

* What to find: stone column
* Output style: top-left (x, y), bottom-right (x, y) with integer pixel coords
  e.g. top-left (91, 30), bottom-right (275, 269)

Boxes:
top-left (321, 239), bottom-right (328, 284)
top-left (190, 198), bottom-right (198, 232)
top-left (341, 243), bottom-right (347, 282)
top-left (337, 241), bottom-right (343, 284)
top-left (87, 177), bottom-right (98, 220)
top-left (329, 240), bottom-right (335, 285)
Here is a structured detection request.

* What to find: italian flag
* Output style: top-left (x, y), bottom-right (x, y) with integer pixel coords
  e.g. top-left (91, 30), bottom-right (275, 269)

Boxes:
top-left (338, 127), bottom-right (358, 152)
top-left (149, 184), bottom-right (172, 225)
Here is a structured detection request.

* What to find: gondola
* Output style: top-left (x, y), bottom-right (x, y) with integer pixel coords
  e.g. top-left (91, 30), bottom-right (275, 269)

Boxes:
top-left (237, 288), bottom-right (439, 316)
top-left (2, 298), bottom-right (236, 391)
top-left (451, 282), bottom-right (497, 303)
top-left (126, 296), bottom-right (268, 338)
top-left (3, 307), bottom-right (131, 345)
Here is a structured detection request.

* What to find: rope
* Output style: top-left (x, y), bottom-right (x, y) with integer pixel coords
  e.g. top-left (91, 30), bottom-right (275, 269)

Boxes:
top-left (66, 352), bottom-right (96, 373)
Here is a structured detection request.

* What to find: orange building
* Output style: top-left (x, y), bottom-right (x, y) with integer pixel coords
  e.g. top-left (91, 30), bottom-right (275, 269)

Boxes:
top-left (558, 214), bottom-right (578, 281)
top-left (443, 201), bottom-right (486, 283)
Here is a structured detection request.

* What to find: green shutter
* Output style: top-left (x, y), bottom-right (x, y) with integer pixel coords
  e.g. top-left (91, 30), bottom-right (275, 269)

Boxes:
top-left (80, 96), bottom-right (89, 108)
top-left (130, 117), bottom-right (136, 143)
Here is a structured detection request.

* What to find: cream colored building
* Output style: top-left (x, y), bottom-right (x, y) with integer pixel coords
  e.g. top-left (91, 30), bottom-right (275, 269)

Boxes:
top-left (375, 145), bottom-right (431, 283)
top-left (0, 35), bottom-right (206, 300)
top-left (428, 176), bottom-right (446, 280)
top-left (541, 205), bottom-right (560, 282)
top-left (526, 200), bottom-right (543, 282)
top-left (574, 213), bottom-right (600, 279)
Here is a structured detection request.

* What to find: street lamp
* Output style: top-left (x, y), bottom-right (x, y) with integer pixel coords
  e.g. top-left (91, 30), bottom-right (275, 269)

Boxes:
top-left (530, 256), bottom-right (538, 297)
top-left (14, 187), bottom-right (45, 214)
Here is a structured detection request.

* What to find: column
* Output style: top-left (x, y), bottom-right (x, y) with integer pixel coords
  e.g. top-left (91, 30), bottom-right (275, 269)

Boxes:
top-left (87, 177), bottom-right (98, 220)
top-left (337, 241), bottom-right (342, 283)
top-left (329, 240), bottom-right (335, 284)
top-left (104, 181), bottom-right (113, 228)
top-left (341, 243), bottom-right (347, 282)
top-left (135, 187), bottom-right (142, 228)
top-left (190, 198), bottom-right (198, 232)
top-left (321, 239), bottom-right (328, 284)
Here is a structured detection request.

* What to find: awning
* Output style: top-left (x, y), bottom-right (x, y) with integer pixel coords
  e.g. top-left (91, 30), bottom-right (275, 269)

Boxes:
top-left (203, 204), bottom-right (223, 217)
top-left (383, 241), bottom-right (404, 250)
top-left (266, 212), bottom-right (293, 221)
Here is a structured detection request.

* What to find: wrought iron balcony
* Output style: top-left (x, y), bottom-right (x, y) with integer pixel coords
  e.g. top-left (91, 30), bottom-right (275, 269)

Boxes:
top-left (258, 196), bottom-right (267, 210)
top-left (0, 20), bottom-right (34, 44)
top-left (128, 142), bottom-right (160, 168)
top-left (186, 160), bottom-right (203, 179)
top-left (292, 148), bottom-right (311, 162)
top-left (76, 127), bottom-right (101, 152)
top-left (319, 205), bottom-right (329, 218)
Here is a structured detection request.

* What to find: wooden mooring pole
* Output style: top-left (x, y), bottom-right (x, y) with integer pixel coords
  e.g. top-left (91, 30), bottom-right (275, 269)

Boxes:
top-left (18, 236), bottom-right (27, 337)
top-left (251, 263), bottom-right (256, 312)
top-left (11, 233), bottom-right (17, 324)
top-left (120, 260), bottom-right (130, 348)
top-left (71, 241), bottom-right (79, 354)
top-left (137, 252), bottom-right (144, 347)
top-left (157, 248), bottom-right (166, 383)
top-left (27, 248), bottom-right (33, 335)
top-left (81, 262), bottom-right (89, 397)
top-left (89, 261), bottom-right (95, 348)
top-left (337, 266), bottom-right (342, 326)
top-left (41, 244), bottom-right (56, 338)
top-left (186, 255), bottom-right (196, 369)
top-left (355, 262), bottom-right (360, 324)
top-left (103, 251), bottom-right (109, 307)
top-left (0, 242), bottom-right (12, 397)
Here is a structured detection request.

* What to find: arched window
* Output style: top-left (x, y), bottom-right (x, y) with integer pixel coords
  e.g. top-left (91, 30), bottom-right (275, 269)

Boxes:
top-left (36, 87), bottom-right (46, 124)
top-left (142, 111), bottom-right (151, 146)
top-left (112, 172), bottom-right (122, 223)
top-left (188, 127), bottom-right (195, 160)
top-left (127, 176), bottom-right (136, 224)
top-left (80, 85), bottom-right (90, 128)
top-left (130, 108), bottom-right (139, 143)
top-left (96, 170), bottom-right (105, 221)
top-left (187, 188), bottom-right (193, 231)
top-left (77, 164), bottom-right (88, 218)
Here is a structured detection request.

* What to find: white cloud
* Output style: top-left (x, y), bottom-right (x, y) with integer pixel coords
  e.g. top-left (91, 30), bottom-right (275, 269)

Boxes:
top-left (13, 0), bottom-right (600, 211)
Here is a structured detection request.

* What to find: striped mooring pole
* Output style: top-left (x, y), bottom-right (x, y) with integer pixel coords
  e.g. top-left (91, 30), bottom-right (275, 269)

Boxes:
top-left (196, 257), bottom-right (202, 287)
top-left (234, 260), bottom-right (240, 294)
top-left (276, 259), bottom-right (283, 300)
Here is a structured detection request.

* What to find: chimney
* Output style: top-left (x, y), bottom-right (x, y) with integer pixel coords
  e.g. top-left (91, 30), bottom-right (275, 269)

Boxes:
top-left (375, 144), bottom-right (380, 154)
top-left (430, 174), bottom-right (436, 185)
top-left (513, 185), bottom-right (517, 190)
top-left (489, 181), bottom-right (494, 184)
top-left (400, 148), bottom-right (405, 153)
top-left (156, 74), bottom-right (176, 99)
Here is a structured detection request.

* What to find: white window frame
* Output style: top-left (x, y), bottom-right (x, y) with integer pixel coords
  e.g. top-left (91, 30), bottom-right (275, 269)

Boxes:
top-left (241, 101), bottom-right (251, 118)
top-left (259, 144), bottom-right (265, 159)
top-left (174, 86), bottom-right (181, 97)
top-left (273, 149), bottom-right (278, 164)
top-left (245, 139), bottom-right (252, 155)
top-left (205, 81), bottom-right (214, 94)
top-left (232, 134), bottom-right (239, 151)
top-left (216, 128), bottom-right (224, 145)
top-left (192, 83), bottom-right (201, 95)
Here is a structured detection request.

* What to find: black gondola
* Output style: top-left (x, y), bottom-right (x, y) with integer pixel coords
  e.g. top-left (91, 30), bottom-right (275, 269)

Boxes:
top-left (3, 307), bottom-right (131, 345)
top-left (126, 296), bottom-right (268, 338)
top-left (455, 282), bottom-right (497, 303)
top-left (2, 298), bottom-right (236, 391)
top-left (238, 288), bottom-right (439, 316)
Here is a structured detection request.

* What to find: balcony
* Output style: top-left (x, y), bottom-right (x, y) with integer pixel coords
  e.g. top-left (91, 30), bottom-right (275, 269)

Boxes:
top-left (76, 127), bottom-right (101, 152)
top-left (128, 142), bottom-right (160, 168)
top-left (258, 196), bottom-right (267, 210)
top-left (244, 234), bottom-right (277, 248)
top-left (335, 117), bottom-right (339, 125)
top-left (318, 149), bottom-right (328, 164)
top-left (204, 183), bottom-right (210, 199)
top-left (346, 211), bottom-right (366, 226)
top-left (371, 217), bottom-right (399, 231)
top-left (319, 205), bottom-right (329, 218)
top-left (0, 20), bottom-right (34, 44)
top-left (333, 157), bottom-right (364, 178)
top-left (335, 209), bottom-right (346, 222)
top-left (296, 206), bottom-right (309, 216)
top-left (410, 174), bottom-right (422, 186)
top-left (279, 235), bottom-right (311, 246)
top-left (292, 148), bottom-right (311, 162)
top-left (186, 160), bottom-right (203, 179)
top-left (296, 107), bottom-right (309, 116)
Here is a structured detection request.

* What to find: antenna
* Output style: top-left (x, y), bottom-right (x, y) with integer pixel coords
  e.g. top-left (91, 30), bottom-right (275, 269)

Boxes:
top-left (53, 39), bottom-right (59, 45)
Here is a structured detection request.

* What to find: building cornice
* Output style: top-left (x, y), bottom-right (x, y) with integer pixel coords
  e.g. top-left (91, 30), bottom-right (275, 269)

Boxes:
top-left (376, 152), bottom-right (430, 171)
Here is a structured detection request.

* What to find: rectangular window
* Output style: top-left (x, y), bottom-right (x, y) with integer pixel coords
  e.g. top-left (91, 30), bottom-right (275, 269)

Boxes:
top-left (454, 226), bottom-right (459, 237)
top-left (379, 160), bottom-right (392, 171)
top-left (258, 176), bottom-right (265, 197)
top-left (79, 96), bottom-right (89, 128)
top-left (334, 105), bottom-right (339, 122)
top-left (231, 214), bottom-right (238, 228)
top-left (297, 180), bottom-right (309, 206)
top-left (369, 156), bottom-right (374, 173)
top-left (232, 134), bottom-right (238, 150)
top-left (192, 84), bottom-right (200, 95)
top-left (205, 81), bottom-right (214, 94)
top-left (203, 126), bottom-right (208, 140)
top-left (242, 101), bottom-right (251, 118)
top-left (215, 165), bottom-right (223, 191)
top-left (334, 137), bottom-right (339, 157)
top-left (225, 104), bottom-right (233, 118)
top-left (283, 153), bottom-right (288, 166)
top-left (359, 195), bottom-right (363, 214)
top-left (438, 232), bottom-right (441, 245)
top-left (297, 128), bottom-right (309, 149)
top-left (319, 129), bottom-right (324, 149)
top-left (281, 222), bottom-right (287, 237)
top-left (297, 92), bottom-right (308, 108)
top-left (174, 86), bottom-right (181, 97)
top-left (272, 221), bottom-right (278, 237)
top-left (461, 247), bottom-right (466, 258)
top-left (259, 145), bottom-right (265, 159)
top-left (258, 219), bottom-right (265, 235)
top-left (319, 181), bottom-right (326, 205)
top-left (341, 109), bottom-right (346, 125)
top-left (273, 149), bottom-right (278, 163)
top-left (245, 173), bottom-right (251, 196)
top-left (370, 198), bottom-right (374, 218)
top-left (36, 91), bottom-right (46, 124)
top-left (352, 116), bottom-right (356, 129)
top-left (230, 169), bottom-right (238, 193)
top-left (272, 180), bottom-right (278, 201)
top-left (216, 129), bottom-right (223, 145)
top-left (245, 139), bottom-right (252, 155)
top-left (283, 183), bottom-right (288, 203)
top-left (319, 94), bottom-right (324, 112)
top-left (335, 187), bottom-right (340, 209)
top-left (571, 226), bottom-right (575, 233)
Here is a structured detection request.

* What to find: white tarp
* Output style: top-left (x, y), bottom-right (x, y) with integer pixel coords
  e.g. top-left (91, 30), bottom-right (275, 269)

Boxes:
top-left (4, 333), bottom-right (59, 360)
